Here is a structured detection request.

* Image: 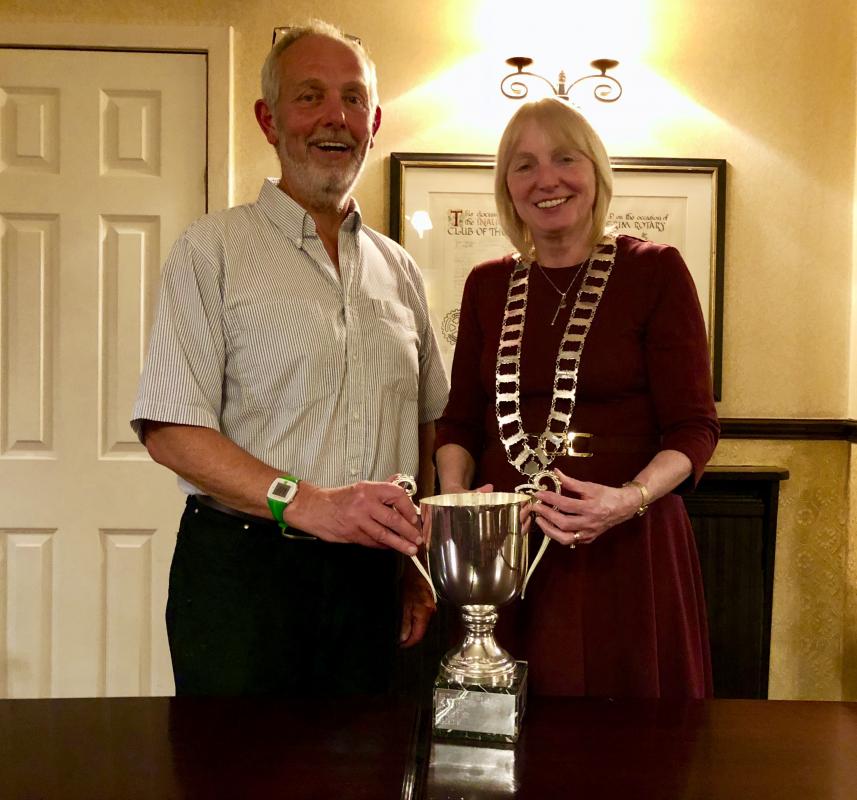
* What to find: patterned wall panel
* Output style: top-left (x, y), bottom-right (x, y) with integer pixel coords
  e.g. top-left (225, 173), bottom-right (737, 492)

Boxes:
top-left (711, 440), bottom-right (849, 700)
top-left (100, 529), bottom-right (153, 697)
top-left (1, 530), bottom-right (55, 698)
top-left (0, 214), bottom-right (57, 456)
top-left (98, 216), bottom-right (160, 458)
top-left (843, 443), bottom-right (857, 699)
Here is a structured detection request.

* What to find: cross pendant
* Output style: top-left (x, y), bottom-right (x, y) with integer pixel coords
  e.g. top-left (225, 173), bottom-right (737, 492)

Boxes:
top-left (550, 294), bottom-right (567, 326)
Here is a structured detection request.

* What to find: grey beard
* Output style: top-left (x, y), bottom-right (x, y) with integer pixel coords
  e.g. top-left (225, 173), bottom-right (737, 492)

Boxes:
top-left (278, 143), bottom-right (367, 213)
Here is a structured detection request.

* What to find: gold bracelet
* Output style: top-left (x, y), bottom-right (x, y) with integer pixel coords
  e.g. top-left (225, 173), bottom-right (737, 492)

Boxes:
top-left (622, 480), bottom-right (650, 516)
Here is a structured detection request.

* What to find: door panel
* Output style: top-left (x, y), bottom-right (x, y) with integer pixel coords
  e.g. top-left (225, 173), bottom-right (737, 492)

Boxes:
top-left (0, 48), bottom-right (207, 697)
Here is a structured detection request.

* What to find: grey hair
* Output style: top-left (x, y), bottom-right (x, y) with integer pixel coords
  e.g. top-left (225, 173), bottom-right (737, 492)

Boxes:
top-left (260, 19), bottom-right (378, 114)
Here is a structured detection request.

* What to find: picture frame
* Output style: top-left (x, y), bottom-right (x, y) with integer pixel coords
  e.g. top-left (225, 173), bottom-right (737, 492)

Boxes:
top-left (389, 153), bottom-right (726, 399)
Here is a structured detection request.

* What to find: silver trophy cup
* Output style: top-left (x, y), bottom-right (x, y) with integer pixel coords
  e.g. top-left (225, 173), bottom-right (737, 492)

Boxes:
top-left (421, 491), bottom-right (532, 691)
top-left (394, 474), bottom-right (558, 743)
top-left (416, 487), bottom-right (547, 743)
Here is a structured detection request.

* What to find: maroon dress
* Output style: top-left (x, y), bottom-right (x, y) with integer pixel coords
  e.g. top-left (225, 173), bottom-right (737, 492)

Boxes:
top-left (435, 235), bottom-right (719, 698)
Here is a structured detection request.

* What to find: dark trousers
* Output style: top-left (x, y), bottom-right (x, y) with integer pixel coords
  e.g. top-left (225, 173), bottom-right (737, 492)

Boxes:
top-left (166, 497), bottom-right (399, 697)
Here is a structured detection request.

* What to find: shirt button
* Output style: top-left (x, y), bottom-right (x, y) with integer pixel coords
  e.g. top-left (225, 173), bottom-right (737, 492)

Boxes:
top-left (352, 410), bottom-right (360, 420)
top-left (352, 352), bottom-right (359, 362)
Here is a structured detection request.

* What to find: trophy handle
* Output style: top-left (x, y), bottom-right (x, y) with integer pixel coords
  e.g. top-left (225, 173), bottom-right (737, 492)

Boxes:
top-left (391, 473), bottom-right (438, 604)
top-left (515, 470), bottom-right (561, 599)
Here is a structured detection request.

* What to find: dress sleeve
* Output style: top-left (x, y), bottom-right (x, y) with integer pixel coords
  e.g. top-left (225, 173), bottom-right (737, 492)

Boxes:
top-left (434, 267), bottom-right (489, 459)
top-left (644, 246), bottom-right (720, 486)
top-left (130, 232), bottom-right (226, 441)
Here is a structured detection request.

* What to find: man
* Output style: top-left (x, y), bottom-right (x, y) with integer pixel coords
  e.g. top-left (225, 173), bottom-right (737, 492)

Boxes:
top-left (132, 20), bottom-right (448, 696)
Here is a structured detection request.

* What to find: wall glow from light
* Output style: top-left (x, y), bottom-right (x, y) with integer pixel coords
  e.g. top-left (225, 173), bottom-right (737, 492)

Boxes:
top-left (383, 52), bottom-right (521, 152)
top-left (384, 49), bottom-right (727, 160)
top-left (471, 0), bottom-right (652, 80)
top-left (376, 0), bottom-right (727, 158)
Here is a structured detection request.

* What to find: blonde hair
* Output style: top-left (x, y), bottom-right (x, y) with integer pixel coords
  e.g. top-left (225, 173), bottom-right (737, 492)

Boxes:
top-left (494, 98), bottom-right (613, 262)
top-left (260, 19), bottom-right (378, 113)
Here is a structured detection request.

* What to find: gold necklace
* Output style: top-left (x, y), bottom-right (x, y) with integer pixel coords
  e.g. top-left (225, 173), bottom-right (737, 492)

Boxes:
top-left (495, 233), bottom-right (617, 477)
top-left (538, 261), bottom-right (588, 326)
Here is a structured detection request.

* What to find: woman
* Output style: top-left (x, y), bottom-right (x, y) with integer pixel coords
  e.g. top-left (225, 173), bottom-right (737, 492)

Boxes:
top-left (434, 98), bottom-right (719, 698)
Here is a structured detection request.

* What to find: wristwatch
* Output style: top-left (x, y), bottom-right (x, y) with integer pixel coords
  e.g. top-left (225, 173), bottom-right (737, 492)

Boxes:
top-left (266, 474), bottom-right (300, 532)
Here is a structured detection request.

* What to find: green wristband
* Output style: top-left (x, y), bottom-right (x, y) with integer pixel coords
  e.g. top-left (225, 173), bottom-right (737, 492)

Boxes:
top-left (266, 474), bottom-right (300, 532)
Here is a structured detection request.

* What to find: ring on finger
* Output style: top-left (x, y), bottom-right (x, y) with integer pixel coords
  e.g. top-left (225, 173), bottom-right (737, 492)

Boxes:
top-left (569, 531), bottom-right (581, 549)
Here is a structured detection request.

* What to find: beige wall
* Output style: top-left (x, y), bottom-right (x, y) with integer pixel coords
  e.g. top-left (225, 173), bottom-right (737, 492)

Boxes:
top-left (3, 0), bottom-right (856, 698)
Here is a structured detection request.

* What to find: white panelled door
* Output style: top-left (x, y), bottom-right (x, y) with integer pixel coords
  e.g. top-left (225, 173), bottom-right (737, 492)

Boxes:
top-left (0, 48), bottom-right (207, 697)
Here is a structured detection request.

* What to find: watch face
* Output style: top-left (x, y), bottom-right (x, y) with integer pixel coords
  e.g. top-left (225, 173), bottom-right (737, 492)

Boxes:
top-left (268, 477), bottom-right (298, 506)
top-left (270, 481), bottom-right (293, 499)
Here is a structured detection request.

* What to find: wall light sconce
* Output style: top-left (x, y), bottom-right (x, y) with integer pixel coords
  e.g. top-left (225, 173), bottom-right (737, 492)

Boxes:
top-left (500, 56), bottom-right (623, 104)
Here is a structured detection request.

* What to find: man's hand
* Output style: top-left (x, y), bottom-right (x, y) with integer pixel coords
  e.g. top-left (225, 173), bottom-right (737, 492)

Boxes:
top-left (287, 480), bottom-right (423, 556)
top-left (399, 558), bottom-right (436, 647)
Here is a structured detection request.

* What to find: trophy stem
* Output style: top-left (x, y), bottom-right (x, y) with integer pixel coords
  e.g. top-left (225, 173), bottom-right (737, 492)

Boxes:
top-left (440, 604), bottom-right (517, 687)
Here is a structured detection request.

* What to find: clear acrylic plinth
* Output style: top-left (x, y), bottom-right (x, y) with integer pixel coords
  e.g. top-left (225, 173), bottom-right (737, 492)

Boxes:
top-left (432, 661), bottom-right (528, 744)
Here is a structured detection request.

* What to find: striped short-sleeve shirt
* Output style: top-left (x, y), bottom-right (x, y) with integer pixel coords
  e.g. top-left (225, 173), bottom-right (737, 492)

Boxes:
top-left (131, 179), bottom-right (449, 491)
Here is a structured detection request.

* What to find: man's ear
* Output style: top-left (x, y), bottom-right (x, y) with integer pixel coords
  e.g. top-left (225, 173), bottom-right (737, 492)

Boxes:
top-left (370, 105), bottom-right (382, 147)
top-left (254, 99), bottom-right (278, 146)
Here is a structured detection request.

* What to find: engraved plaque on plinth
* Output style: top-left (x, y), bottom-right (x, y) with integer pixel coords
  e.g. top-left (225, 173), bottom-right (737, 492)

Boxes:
top-left (433, 661), bottom-right (528, 744)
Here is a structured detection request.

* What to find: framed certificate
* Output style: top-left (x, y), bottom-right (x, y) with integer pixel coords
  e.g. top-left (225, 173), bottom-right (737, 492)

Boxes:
top-left (390, 153), bottom-right (726, 398)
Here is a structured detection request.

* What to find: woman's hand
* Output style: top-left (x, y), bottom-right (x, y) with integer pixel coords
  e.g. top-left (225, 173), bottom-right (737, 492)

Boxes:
top-left (532, 468), bottom-right (641, 546)
top-left (442, 483), bottom-right (494, 494)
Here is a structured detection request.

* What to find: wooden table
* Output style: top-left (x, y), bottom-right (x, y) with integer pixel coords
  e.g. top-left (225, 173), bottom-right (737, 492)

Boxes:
top-left (1, 696), bottom-right (855, 799)
top-left (419, 698), bottom-right (857, 799)
top-left (0, 696), bottom-right (418, 799)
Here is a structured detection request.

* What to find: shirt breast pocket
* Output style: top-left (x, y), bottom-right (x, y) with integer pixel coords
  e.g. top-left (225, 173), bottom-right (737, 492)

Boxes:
top-left (370, 298), bottom-right (419, 400)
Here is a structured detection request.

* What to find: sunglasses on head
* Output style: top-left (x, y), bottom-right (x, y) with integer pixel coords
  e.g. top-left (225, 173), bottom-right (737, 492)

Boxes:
top-left (272, 27), bottom-right (362, 47)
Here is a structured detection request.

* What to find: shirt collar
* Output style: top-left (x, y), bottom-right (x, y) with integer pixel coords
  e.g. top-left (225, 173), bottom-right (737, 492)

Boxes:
top-left (257, 178), bottom-right (363, 247)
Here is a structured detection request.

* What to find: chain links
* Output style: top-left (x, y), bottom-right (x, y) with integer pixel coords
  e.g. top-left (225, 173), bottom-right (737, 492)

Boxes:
top-left (495, 233), bottom-right (618, 478)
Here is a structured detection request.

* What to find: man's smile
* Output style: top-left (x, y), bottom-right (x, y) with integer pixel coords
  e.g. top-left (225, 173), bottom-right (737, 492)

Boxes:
top-left (313, 140), bottom-right (351, 152)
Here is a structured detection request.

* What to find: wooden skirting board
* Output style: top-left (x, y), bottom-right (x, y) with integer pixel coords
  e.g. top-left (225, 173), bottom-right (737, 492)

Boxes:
top-left (720, 418), bottom-right (857, 442)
